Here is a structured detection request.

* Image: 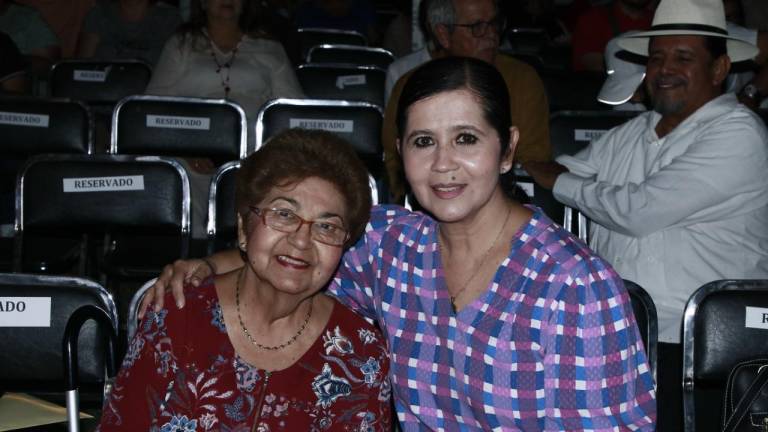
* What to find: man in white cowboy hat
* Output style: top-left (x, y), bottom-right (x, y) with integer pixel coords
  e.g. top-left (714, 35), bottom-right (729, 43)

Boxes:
top-left (525, 0), bottom-right (768, 428)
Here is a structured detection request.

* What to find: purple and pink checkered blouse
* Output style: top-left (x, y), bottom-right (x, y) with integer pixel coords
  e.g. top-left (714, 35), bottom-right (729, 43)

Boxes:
top-left (329, 205), bottom-right (656, 431)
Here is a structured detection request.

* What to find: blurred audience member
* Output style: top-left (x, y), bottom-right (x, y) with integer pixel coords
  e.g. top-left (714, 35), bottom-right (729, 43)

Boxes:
top-left (146, 0), bottom-right (302, 129)
top-left (0, 0), bottom-right (60, 71)
top-left (384, 0), bottom-right (430, 98)
top-left (0, 31), bottom-right (26, 93)
top-left (295, 0), bottom-right (378, 45)
top-left (571, 0), bottom-right (653, 71)
top-left (77, 0), bottom-right (181, 66)
top-left (382, 0), bottom-right (414, 58)
top-left (16, 0), bottom-right (94, 58)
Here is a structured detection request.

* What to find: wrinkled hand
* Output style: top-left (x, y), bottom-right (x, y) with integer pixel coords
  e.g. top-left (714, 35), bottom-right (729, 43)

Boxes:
top-left (138, 258), bottom-right (211, 319)
top-left (521, 161), bottom-right (569, 190)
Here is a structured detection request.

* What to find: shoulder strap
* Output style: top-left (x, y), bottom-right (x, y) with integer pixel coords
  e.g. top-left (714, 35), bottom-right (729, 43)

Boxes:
top-left (723, 364), bottom-right (768, 432)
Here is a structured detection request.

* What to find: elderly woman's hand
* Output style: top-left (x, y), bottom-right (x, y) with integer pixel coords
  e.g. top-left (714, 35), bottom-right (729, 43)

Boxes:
top-left (138, 258), bottom-right (213, 318)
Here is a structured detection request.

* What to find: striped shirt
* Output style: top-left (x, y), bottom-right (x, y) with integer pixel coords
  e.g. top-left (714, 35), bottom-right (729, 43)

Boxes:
top-left (329, 205), bottom-right (656, 431)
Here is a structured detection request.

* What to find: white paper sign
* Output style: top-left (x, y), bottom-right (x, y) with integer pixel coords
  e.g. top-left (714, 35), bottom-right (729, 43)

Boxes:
top-left (0, 297), bottom-right (51, 327)
top-left (63, 175), bottom-right (145, 192)
top-left (0, 111), bottom-right (49, 128)
top-left (73, 69), bottom-right (108, 82)
top-left (335, 74), bottom-right (366, 89)
top-left (146, 115), bottom-right (211, 130)
top-left (289, 118), bottom-right (354, 133)
top-left (574, 129), bottom-right (607, 142)
top-left (745, 306), bottom-right (768, 330)
top-left (518, 181), bottom-right (535, 198)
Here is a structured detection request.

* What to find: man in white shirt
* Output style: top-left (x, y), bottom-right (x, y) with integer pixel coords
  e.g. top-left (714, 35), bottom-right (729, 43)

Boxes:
top-left (525, 0), bottom-right (768, 429)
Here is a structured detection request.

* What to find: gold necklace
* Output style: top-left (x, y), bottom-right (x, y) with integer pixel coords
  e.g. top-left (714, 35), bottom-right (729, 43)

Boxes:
top-left (235, 269), bottom-right (313, 351)
top-left (439, 205), bottom-right (513, 313)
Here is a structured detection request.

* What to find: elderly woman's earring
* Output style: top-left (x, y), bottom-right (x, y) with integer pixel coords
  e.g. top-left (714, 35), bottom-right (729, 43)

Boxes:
top-left (239, 241), bottom-right (246, 251)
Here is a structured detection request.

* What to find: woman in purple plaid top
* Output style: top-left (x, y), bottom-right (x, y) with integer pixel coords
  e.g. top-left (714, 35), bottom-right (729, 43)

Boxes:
top-left (144, 57), bottom-right (657, 430)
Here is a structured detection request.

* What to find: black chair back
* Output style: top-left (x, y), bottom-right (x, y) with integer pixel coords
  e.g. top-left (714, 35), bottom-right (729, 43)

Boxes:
top-left (14, 154), bottom-right (190, 277)
top-left (550, 110), bottom-right (639, 158)
top-left (682, 280), bottom-right (768, 432)
top-left (624, 279), bottom-right (658, 384)
top-left (307, 44), bottom-right (395, 69)
top-left (207, 161), bottom-right (240, 255)
top-left (255, 98), bottom-right (384, 181)
top-left (49, 60), bottom-right (152, 106)
top-left (0, 273), bottom-right (117, 394)
top-left (111, 95), bottom-right (247, 164)
top-left (296, 64), bottom-right (386, 107)
top-left (297, 28), bottom-right (366, 60)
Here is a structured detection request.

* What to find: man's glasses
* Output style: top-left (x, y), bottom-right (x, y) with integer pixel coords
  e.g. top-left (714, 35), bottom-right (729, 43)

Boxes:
top-left (250, 207), bottom-right (349, 246)
top-left (453, 17), bottom-right (506, 38)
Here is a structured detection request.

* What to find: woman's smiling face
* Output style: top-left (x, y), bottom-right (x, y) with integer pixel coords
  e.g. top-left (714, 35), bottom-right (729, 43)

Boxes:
top-left (399, 89), bottom-right (516, 223)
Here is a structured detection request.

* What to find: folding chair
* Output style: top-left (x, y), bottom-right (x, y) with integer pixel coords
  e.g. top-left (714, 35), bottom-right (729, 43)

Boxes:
top-left (14, 154), bottom-right (191, 280)
top-left (0, 97), bottom-right (93, 271)
top-left (49, 60), bottom-right (152, 107)
top-left (206, 160), bottom-right (379, 255)
top-left (550, 110), bottom-right (640, 241)
top-left (110, 95), bottom-right (247, 165)
top-left (0, 272), bottom-right (118, 431)
top-left (306, 44), bottom-right (395, 69)
top-left (296, 64), bottom-right (386, 107)
top-left (624, 279), bottom-right (658, 384)
top-left (682, 279), bottom-right (768, 432)
top-left (255, 98), bottom-right (385, 193)
top-left (297, 27), bottom-right (367, 60)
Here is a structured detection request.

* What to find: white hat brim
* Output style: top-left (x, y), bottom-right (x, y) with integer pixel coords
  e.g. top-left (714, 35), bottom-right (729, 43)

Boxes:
top-left (598, 70), bottom-right (646, 105)
top-left (617, 31), bottom-right (759, 62)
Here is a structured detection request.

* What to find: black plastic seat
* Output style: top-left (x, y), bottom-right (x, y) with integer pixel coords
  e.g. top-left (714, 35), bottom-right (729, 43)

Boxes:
top-left (110, 95), bottom-right (247, 165)
top-left (624, 279), bottom-right (658, 384)
top-left (682, 280), bottom-right (768, 432)
top-left (14, 154), bottom-right (191, 280)
top-left (297, 27), bottom-right (366, 60)
top-left (296, 64), bottom-right (386, 107)
top-left (0, 272), bottom-right (117, 430)
top-left (306, 44), bottom-right (395, 69)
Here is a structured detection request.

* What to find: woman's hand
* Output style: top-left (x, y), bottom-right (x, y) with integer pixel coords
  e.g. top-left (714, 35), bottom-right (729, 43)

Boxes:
top-left (138, 258), bottom-right (212, 318)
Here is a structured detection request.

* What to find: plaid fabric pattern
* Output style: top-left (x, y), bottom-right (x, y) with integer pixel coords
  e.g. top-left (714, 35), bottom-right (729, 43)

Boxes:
top-left (330, 205), bottom-right (656, 431)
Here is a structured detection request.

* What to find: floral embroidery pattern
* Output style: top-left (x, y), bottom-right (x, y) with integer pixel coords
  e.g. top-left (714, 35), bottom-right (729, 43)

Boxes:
top-left (209, 301), bottom-right (226, 333)
top-left (360, 357), bottom-right (381, 386)
top-left (323, 326), bottom-right (354, 355)
top-left (312, 363), bottom-right (352, 408)
top-left (358, 329), bottom-right (378, 345)
top-left (234, 357), bottom-right (261, 392)
top-left (160, 415), bottom-right (197, 432)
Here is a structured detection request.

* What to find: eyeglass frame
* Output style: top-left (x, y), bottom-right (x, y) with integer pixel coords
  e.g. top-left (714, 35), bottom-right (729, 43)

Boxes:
top-left (452, 16), bottom-right (506, 38)
top-left (248, 206), bottom-right (350, 246)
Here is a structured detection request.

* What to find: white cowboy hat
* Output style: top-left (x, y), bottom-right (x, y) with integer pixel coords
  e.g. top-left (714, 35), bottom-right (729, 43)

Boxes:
top-left (617, 0), bottom-right (758, 62)
top-left (598, 31), bottom-right (646, 105)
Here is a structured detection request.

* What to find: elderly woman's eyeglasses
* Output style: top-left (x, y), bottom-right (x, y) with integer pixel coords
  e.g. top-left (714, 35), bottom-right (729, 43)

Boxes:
top-left (249, 207), bottom-right (349, 246)
top-left (453, 17), bottom-right (506, 38)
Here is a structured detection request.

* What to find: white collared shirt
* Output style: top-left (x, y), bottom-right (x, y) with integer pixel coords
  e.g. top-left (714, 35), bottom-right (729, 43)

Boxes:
top-left (554, 93), bottom-right (768, 343)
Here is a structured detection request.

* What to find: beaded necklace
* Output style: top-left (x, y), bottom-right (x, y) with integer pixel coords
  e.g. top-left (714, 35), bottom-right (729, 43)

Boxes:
top-left (208, 34), bottom-right (242, 99)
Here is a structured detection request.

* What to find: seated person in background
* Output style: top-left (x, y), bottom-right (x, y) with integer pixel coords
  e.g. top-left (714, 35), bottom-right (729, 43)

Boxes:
top-left (16, 0), bottom-right (95, 58)
top-left (76, 0), bottom-right (181, 66)
top-left (524, 0), bottom-right (768, 429)
top-left (146, 0), bottom-right (302, 134)
top-left (0, 31), bottom-right (27, 94)
top-left (383, 0), bottom-right (552, 203)
top-left (0, 0), bottom-right (60, 73)
top-left (295, 0), bottom-right (378, 46)
top-left (98, 129), bottom-right (391, 431)
top-left (571, 0), bottom-right (653, 71)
